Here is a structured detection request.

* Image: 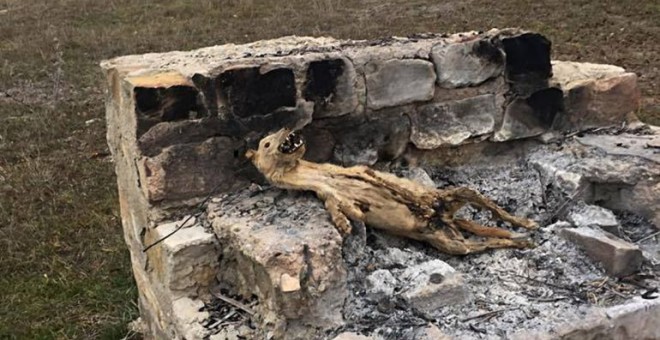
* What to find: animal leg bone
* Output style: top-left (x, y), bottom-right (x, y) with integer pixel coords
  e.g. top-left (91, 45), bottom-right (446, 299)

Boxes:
top-left (453, 218), bottom-right (526, 239)
top-left (444, 187), bottom-right (539, 230)
top-left (323, 197), bottom-right (353, 235)
top-left (420, 228), bottom-right (533, 255)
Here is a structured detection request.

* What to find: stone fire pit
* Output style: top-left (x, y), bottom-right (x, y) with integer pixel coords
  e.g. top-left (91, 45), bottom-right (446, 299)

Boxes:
top-left (101, 29), bottom-right (660, 339)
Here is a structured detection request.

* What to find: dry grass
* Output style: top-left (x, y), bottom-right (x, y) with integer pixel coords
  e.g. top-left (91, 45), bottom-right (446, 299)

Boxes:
top-left (0, 0), bottom-right (658, 338)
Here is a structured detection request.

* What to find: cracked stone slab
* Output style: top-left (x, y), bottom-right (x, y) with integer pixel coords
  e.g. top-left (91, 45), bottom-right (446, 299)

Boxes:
top-left (552, 61), bottom-right (640, 130)
top-left (411, 94), bottom-right (498, 148)
top-left (399, 260), bottom-right (470, 313)
top-left (531, 133), bottom-right (660, 227)
top-left (139, 137), bottom-right (247, 203)
top-left (511, 298), bottom-right (660, 340)
top-left (207, 187), bottom-right (346, 339)
top-left (492, 88), bottom-right (563, 141)
top-left (577, 133), bottom-right (660, 164)
top-left (567, 204), bottom-right (619, 232)
top-left (574, 133), bottom-right (660, 227)
top-left (560, 227), bottom-right (643, 277)
top-left (151, 217), bottom-right (219, 299)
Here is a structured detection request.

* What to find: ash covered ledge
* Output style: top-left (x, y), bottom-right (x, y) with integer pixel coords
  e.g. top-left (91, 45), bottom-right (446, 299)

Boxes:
top-left (101, 29), bottom-right (659, 339)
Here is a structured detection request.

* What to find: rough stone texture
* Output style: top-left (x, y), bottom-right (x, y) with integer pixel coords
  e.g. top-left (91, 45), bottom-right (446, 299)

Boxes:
top-left (640, 241), bottom-right (660, 266)
top-left (567, 204), bottom-right (619, 232)
top-left (365, 269), bottom-right (398, 301)
top-left (552, 61), bottom-right (641, 130)
top-left (575, 133), bottom-right (660, 227)
top-left (208, 188), bottom-right (347, 340)
top-left (510, 298), bottom-right (660, 340)
top-left (137, 118), bottom-right (244, 157)
top-left (172, 297), bottom-right (210, 340)
top-left (531, 133), bottom-right (660, 228)
top-left (431, 38), bottom-right (504, 88)
top-left (577, 133), bottom-right (660, 164)
top-left (560, 227), bottom-right (643, 277)
top-left (411, 94), bottom-right (497, 148)
top-left (332, 332), bottom-right (373, 340)
top-left (531, 158), bottom-right (586, 196)
top-left (329, 110), bottom-right (411, 166)
top-left (413, 324), bottom-right (452, 340)
top-left (365, 59), bottom-right (435, 110)
top-left (151, 217), bottom-right (220, 299)
top-left (399, 260), bottom-right (469, 314)
top-left (493, 87), bottom-right (564, 141)
top-left (140, 137), bottom-right (246, 203)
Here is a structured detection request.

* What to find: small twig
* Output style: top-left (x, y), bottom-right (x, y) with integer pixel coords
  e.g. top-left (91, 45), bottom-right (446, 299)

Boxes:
top-left (142, 180), bottom-right (225, 252)
top-left (513, 274), bottom-right (574, 292)
top-left (608, 288), bottom-right (627, 299)
top-left (461, 307), bottom-right (518, 322)
top-left (591, 277), bottom-right (609, 288)
top-left (468, 323), bottom-right (487, 334)
top-left (207, 310), bottom-right (237, 329)
top-left (635, 230), bottom-right (660, 244)
top-left (542, 185), bottom-right (587, 225)
top-left (530, 296), bottom-right (569, 303)
top-left (210, 288), bottom-right (255, 316)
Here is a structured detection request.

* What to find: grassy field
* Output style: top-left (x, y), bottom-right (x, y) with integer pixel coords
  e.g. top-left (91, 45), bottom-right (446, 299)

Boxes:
top-left (0, 0), bottom-right (658, 338)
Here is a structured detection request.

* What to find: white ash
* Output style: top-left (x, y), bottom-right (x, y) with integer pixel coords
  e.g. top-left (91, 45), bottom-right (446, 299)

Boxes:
top-left (335, 155), bottom-right (657, 339)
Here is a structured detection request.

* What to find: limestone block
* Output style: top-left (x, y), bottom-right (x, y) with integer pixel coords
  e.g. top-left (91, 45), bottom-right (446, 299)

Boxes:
top-left (567, 204), bottom-right (619, 233)
top-left (431, 38), bottom-right (504, 88)
top-left (411, 94), bottom-right (497, 148)
top-left (552, 61), bottom-right (640, 130)
top-left (137, 118), bottom-right (245, 157)
top-left (493, 87), bottom-right (563, 141)
top-left (208, 188), bottom-right (347, 339)
top-left (329, 110), bottom-right (410, 166)
top-left (139, 137), bottom-right (247, 203)
top-left (575, 134), bottom-right (660, 227)
top-left (172, 297), bottom-right (211, 340)
top-left (399, 260), bottom-right (469, 313)
top-left (560, 227), bottom-right (643, 277)
top-left (365, 59), bottom-right (435, 109)
top-left (151, 217), bottom-right (220, 299)
top-left (511, 298), bottom-right (660, 340)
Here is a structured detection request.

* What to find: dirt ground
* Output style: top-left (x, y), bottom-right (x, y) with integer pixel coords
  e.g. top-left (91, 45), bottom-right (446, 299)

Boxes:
top-left (0, 0), bottom-right (658, 338)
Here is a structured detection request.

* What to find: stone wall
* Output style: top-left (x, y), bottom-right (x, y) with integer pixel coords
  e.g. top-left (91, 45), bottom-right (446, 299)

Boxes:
top-left (100, 28), bottom-right (644, 339)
